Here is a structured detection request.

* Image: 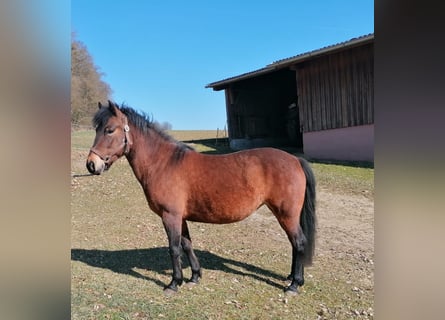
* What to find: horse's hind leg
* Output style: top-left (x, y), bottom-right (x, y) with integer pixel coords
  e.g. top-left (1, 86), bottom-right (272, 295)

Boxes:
top-left (285, 225), bottom-right (306, 294)
top-left (181, 220), bottom-right (202, 284)
top-left (270, 205), bottom-right (306, 294)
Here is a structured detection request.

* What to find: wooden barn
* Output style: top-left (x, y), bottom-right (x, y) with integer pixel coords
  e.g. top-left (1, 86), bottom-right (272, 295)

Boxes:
top-left (206, 34), bottom-right (374, 162)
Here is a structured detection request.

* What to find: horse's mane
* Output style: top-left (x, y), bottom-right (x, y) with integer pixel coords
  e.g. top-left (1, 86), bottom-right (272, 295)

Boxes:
top-left (93, 103), bottom-right (194, 159)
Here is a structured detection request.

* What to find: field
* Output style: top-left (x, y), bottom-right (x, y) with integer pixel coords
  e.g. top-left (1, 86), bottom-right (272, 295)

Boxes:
top-left (71, 129), bottom-right (374, 319)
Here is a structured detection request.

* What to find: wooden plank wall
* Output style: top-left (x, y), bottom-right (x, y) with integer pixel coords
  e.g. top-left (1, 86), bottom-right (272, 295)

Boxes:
top-left (296, 43), bottom-right (373, 132)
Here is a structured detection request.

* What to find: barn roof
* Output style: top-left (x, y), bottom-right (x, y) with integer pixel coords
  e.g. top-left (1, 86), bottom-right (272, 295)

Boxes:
top-left (206, 33), bottom-right (374, 91)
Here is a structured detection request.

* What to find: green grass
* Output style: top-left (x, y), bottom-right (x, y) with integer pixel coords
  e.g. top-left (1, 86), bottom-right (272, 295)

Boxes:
top-left (72, 129), bottom-right (374, 320)
top-left (312, 163), bottom-right (374, 199)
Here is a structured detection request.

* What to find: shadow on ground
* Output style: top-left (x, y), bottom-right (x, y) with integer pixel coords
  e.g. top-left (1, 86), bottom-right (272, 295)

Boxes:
top-left (71, 247), bottom-right (287, 290)
top-left (183, 138), bottom-right (232, 155)
top-left (183, 138), bottom-right (304, 157)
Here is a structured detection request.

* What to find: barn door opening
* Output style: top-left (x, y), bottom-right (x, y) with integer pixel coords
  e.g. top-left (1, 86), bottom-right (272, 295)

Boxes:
top-left (286, 101), bottom-right (303, 148)
top-left (283, 69), bottom-right (303, 150)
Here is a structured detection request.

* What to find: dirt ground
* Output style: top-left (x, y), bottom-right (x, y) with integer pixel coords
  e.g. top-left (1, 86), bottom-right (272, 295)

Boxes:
top-left (317, 189), bottom-right (373, 256)
top-left (248, 184), bottom-right (374, 318)
top-left (313, 187), bottom-right (374, 318)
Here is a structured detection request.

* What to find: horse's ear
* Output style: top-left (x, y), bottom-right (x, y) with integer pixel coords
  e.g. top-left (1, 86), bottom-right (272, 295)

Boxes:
top-left (108, 100), bottom-right (118, 115)
top-left (98, 102), bottom-right (103, 109)
top-left (108, 100), bottom-right (120, 109)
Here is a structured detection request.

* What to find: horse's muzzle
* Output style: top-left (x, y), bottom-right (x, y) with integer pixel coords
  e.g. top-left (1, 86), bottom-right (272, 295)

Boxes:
top-left (86, 153), bottom-right (107, 175)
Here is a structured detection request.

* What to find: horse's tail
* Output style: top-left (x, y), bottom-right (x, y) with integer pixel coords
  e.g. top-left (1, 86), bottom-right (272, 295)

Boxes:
top-left (298, 157), bottom-right (317, 266)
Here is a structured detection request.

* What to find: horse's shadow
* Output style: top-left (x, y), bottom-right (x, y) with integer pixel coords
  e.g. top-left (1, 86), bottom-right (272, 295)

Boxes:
top-left (71, 247), bottom-right (287, 290)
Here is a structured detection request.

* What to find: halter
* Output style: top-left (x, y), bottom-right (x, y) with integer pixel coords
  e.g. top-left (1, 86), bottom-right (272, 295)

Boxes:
top-left (90, 117), bottom-right (132, 162)
top-left (123, 122), bottom-right (131, 154)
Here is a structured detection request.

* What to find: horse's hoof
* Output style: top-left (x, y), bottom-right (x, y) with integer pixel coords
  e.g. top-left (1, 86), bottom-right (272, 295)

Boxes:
top-left (284, 285), bottom-right (299, 296)
top-left (163, 287), bottom-right (177, 296)
top-left (284, 289), bottom-right (299, 296)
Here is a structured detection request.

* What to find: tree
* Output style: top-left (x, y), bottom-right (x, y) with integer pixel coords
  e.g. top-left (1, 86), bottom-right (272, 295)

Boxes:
top-left (71, 34), bottom-right (112, 127)
top-left (159, 121), bottom-right (173, 131)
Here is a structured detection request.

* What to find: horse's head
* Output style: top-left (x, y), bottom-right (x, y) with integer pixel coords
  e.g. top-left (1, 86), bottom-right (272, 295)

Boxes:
top-left (86, 101), bottom-right (133, 175)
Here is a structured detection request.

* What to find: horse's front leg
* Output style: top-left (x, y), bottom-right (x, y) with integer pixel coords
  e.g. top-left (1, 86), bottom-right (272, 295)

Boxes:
top-left (182, 220), bottom-right (202, 284)
top-left (162, 212), bottom-right (183, 294)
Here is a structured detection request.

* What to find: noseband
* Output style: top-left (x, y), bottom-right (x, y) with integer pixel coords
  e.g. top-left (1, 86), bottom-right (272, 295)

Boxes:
top-left (90, 118), bottom-right (132, 162)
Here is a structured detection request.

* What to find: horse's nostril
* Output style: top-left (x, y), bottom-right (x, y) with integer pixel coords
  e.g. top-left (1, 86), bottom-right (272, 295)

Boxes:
top-left (87, 161), bottom-right (95, 173)
top-left (105, 156), bottom-right (110, 162)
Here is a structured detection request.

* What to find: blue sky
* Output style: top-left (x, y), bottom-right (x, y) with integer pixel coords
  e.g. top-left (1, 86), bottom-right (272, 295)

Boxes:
top-left (72, 1), bottom-right (373, 130)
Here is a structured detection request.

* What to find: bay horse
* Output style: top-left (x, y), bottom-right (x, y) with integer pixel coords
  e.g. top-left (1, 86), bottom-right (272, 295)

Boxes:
top-left (86, 101), bottom-right (316, 295)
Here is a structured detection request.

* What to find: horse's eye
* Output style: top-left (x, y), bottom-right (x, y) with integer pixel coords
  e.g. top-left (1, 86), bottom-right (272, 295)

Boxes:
top-left (105, 127), bottom-right (115, 134)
